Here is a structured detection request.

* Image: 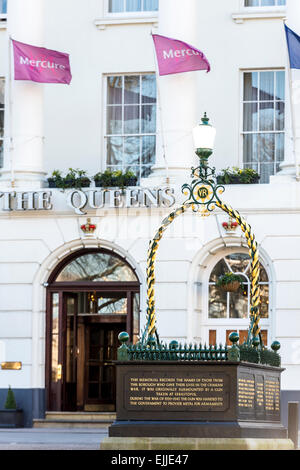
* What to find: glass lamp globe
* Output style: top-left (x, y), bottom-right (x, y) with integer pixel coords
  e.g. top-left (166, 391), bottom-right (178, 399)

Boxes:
top-left (193, 113), bottom-right (216, 164)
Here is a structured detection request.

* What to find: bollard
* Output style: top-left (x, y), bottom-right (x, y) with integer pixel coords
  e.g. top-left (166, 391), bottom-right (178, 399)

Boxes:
top-left (288, 402), bottom-right (299, 449)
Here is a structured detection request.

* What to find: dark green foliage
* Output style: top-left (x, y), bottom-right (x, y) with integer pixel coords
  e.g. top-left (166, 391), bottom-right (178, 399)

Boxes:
top-left (217, 167), bottom-right (260, 185)
top-left (4, 386), bottom-right (17, 410)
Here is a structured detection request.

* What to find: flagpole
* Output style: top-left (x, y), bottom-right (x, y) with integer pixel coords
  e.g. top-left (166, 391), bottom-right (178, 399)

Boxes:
top-left (150, 30), bottom-right (170, 184)
top-left (8, 35), bottom-right (15, 187)
top-left (284, 20), bottom-right (299, 180)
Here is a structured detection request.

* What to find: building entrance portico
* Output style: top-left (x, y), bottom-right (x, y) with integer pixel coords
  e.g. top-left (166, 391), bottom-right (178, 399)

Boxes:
top-left (45, 248), bottom-right (140, 413)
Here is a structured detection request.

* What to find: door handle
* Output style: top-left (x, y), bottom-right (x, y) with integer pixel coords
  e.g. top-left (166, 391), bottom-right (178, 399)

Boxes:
top-left (57, 364), bottom-right (62, 381)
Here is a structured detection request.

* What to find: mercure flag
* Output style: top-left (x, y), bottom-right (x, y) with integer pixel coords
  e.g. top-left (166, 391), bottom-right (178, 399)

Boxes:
top-left (12, 39), bottom-right (72, 84)
top-left (285, 25), bottom-right (300, 70)
top-left (152, 34), bottom-right (210, 76)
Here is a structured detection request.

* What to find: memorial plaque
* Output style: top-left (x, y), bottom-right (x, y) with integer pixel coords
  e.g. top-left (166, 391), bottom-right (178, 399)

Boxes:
top-left (125, 371), bottom-right (229, 413)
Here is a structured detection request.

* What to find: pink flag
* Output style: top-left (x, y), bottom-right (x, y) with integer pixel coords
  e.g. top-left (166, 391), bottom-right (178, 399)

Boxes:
top-left (152, 34), bottom-right (210, 76)
top-left (12, 39), bottom-right (72, 85)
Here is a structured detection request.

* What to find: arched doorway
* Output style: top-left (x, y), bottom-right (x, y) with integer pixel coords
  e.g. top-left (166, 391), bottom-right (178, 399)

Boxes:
top-left (45, 248), bottom-right (140, 412)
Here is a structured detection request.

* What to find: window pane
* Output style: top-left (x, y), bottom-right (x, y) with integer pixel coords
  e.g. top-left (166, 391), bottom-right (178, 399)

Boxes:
top-left (109, 0), bottom-right (124, 12)
top-left (55, 252), bottom-right (138, 282)
top-left (244, 72), bottom-right (258, 101)
top-left (260, 285), bottom-right (269, 318)
top-left (124, 106), bottom-right (140, 134)
top-left (275, 102), bottom-right (284, 131)
top-left (142, 135), bottom-right (156, 165)
top-left (243, 103), bottom-right (258, 131)
top-left (244, 134), bottom-right (259, 163)
top-left (245, 0), bottom-right (259, 5)
top-left (0, 79), bottom-right (4, 106)
top-left (107, 137), bottom-right (123, 165)
top-left (259, 133), bottom-right (275, 162)
top-left (275, 133), bottom-right (284, 162)
top-left (209, 259), bottom-right (228, 282)
top-left (141, 165), bottom-right (153, 178)
top-left (0, 0), bottom-right (7, 14)
top-left (107, 76), bottom-right (122, 105)
top-left (0, 141), bottom-right (3, 168)
top-left (229, 290), bottom-right (248, 319)
top-left (142, 75), bottom-right (156, 103)
top-left (141, 105), bottom-right (156, 133)
top-left (260, 72), bottom-right (274, 101)
top-left (276, 71), bottom-right (285, 101)
top-left (0, 110), bottom-right (4, 137)
top-left (259, 102), bottom-right (274, 131)
top-left (225, 253), bottom-right (250, 273)
top-left (261, 0), bottom-right (276, 5)
top-left (260, 162), bottom-right (275, 183)
top-left (124, 136), bottom-right (140, 165)
top-left (124, 76), bottom-right (140, 104)
top-left (126, 0), bottom-right (142, 11)
top-left (209, 285), bottom-right (227, 319)
top-left (143, 0), bottom-right (159, 10)
top-left (107, 106), bottom-right (122, 134)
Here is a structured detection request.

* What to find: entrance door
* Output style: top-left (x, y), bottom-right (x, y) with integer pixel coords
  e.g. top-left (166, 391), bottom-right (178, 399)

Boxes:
top-left (46, 248), bottom-right (140, 412)
top-left (48, 290), bottom-right (131, 412)
top-left (84, 323), bottom-right (125, 411)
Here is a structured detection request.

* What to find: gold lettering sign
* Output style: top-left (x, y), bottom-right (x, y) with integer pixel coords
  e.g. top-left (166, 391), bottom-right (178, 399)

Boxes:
top-left (1, 362), bottom-right (22, 370)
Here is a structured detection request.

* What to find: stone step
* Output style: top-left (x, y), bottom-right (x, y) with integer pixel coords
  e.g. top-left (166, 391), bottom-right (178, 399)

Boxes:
top-left (45, 412), bottom-right (116, 422)
top-left (33, 412), bottom-right (116, 429)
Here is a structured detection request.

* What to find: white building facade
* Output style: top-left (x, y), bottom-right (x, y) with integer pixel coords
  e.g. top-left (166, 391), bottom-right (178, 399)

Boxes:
top-left (0, 0), bottom-right (300, 427)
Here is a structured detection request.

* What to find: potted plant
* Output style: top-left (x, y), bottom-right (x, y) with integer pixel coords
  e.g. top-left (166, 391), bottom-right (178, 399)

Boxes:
top-left (216, 272), bottom-right (245, 292)
top-left (217, 167), bottom-right (260, 185)
top-left (0, 386), bottom-right (24, 428)
top-left (47, 170), bottom-right (63, 188)
top-left (74, 169), bottom-right (91, 188)
top-left (48, 168), bottom-right (91, 190)
top-left (123, 170), bottom-right (138, 187)
top-left (93, 169), bottom-right (137, 188)
top-left (64, 168), bottom-right (91, 189)
top-left (94, 169), bottom-right (114, 188)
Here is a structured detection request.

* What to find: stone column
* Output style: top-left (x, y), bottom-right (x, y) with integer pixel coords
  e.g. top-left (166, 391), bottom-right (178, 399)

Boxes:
top-left (1, 0), bottom-right (45, 188)
top-left (272, 0), bottom-right (300, 182)
top-left (146, 0), bottom-right (199, 186)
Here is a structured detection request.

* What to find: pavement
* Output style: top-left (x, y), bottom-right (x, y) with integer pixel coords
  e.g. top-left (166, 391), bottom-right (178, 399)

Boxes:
top-left (0, 428), bottom-right (298, 451)
top-left (0, 427), bottom-right (108, 450)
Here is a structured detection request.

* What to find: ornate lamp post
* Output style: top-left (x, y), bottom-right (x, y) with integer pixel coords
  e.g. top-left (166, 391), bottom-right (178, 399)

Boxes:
top-left (144, 113), bottom-right (262, 350)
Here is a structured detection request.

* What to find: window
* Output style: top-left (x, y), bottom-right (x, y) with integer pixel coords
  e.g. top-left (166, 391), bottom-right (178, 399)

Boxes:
top-left (244, 0), bottom-right (285, 6)
top-left (108, 0), bottom-right (158, 13)
top-left (0, 79), bottom-right (4, 168)
top-left (0, 0), bottom-right (6, 15)
top-left (242, 70), bottom-right (285, 184)
top-left (208, 253), bottom-right (269, 320)
top-left (105, 74), bottom-right (157, 181)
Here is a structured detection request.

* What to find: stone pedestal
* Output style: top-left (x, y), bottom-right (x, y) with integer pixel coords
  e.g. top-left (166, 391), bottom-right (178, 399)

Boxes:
top-left (108, 361), bottom-right (288, 440)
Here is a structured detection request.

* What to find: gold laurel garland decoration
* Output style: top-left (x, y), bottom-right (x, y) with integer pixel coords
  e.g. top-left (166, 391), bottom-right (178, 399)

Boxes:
top-left (215, 200), bottom-right (261, 340)
top-left (146, 203), bottom-right (192, 339)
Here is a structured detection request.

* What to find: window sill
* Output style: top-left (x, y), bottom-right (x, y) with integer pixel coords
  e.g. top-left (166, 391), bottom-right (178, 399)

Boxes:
top-left (232, 8), bottom-right (286, 24)
top-left (94, 15), bottom-right (158, 30)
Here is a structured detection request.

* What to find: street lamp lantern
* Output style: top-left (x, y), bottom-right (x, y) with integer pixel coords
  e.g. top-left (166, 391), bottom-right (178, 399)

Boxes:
top-left (193, 112), bottom-right (216, 166)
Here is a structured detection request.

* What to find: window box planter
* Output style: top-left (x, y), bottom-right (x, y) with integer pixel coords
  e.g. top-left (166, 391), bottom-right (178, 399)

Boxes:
top-left (47, 169), bottom-right (91, 189)
top-left (217, 168), bottom-right (260, 185)
top-left (94, 170), bottom-right (137, 188)
top-left (0, 409), bottom-right (24, 428)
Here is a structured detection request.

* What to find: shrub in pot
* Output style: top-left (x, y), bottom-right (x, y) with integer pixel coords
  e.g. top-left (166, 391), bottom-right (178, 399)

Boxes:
top-left (0, 386), bottom-right (24, 428)
top-left (47, 170), bottom-right (63, 188)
